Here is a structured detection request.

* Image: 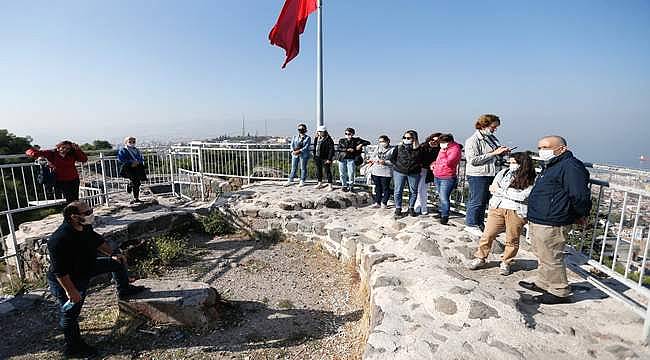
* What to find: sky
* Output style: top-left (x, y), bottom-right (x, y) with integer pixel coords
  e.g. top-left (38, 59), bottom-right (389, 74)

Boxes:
top-left (1, 0), bottom-right (649, 168)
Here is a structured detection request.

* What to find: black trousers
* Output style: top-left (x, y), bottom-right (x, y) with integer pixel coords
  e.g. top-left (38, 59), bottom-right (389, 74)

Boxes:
top-left (314, 157), bottom-right (333, 184)
top-left (372, 175), bottom-right (392, 205)
top-left (129, 177), bottom-right (142, 200)
top-left (55, 178), bottom-right (80, 204)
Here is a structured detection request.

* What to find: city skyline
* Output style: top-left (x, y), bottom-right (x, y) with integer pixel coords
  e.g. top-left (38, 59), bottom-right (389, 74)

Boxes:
top-left (1, 0), bottom-right (649, 167)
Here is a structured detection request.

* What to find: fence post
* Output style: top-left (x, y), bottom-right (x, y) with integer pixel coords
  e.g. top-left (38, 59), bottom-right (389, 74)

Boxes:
top-left (246, 144), bottom-right (251, 184)
top-left (645, 305), bottom-right (650, 344)
top-left (99, 152), bottom-right (109, 206)
top-left (198, 147), bottom-right (205, 201)
top-left (6, 213), bottom-right (23, 279)
top-left (168, 152), bottom-right (175, 197)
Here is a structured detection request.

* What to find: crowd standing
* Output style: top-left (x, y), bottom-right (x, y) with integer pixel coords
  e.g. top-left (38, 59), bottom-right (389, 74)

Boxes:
top-left (284, 115), bottom-right (591, 305)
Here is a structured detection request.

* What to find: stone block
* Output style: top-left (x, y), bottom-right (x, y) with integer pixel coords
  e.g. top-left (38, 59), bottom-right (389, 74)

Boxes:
top-left (118, 279), bottom-right (221, 327)
top-left (298, 221), bottom-right (313, 233)
top-left (328, 228), bottom-right (346, 243)
top-left (285, 221), bottom-right (299, 232)
top-left (415, 238), bottom-right (442, 257)
top-left (258, 208), bottom-right (276, 219)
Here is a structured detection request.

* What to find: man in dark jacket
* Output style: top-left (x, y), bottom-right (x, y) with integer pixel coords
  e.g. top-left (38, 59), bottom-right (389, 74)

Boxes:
top-left (520, 136), bottom-right (591, 304)
top-left (337, 128), bottom-right (370, 192)
top-left (47, 201), bottom-right (145, 357)
top-left (313, 125), bottom-right (335, 190)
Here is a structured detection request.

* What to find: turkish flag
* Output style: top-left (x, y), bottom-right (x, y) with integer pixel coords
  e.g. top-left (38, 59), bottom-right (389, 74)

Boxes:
top-left (269, 0), bottom-right (317, 68)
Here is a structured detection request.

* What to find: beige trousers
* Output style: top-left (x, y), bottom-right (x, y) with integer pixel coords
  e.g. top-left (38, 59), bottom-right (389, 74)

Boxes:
top-left (529, 222), bottom-right (571, 297)
top-left (475, 208), bottom-right (526, 264)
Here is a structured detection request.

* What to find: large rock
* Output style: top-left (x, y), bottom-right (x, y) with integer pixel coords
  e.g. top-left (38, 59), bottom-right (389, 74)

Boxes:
top-left (119, 279), bottom-right (221, 327)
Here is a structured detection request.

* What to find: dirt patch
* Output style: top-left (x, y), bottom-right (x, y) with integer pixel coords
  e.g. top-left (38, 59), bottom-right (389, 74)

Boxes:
top-left (0, 232), bottom-right (365, 359)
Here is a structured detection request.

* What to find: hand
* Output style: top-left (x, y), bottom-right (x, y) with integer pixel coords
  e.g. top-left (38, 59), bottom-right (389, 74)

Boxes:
top-left (378, 160), bottom-right (385, 165)
top-left (346, 148), bottom-right (354, 153)
top-left (325, 160), bottom-right (331, 164)
top-left (489, 184), bottom-right (499, 193)
top-left (575, 217), bottom-right (588, 226)
top-left (66, 288), bottom-right (82, 304)
top-left (71, 143), bottom-right (81, 151)
top-left (292, 150), bottom-right (301, 155)
top-left (112, 254), bottom-right (128, 266)
top-left (131, 162), bottom-right (138, 167)
top-left (355, 144), bottom-right (364, 150)
top-left (491, 146), bottom-right (510, 156)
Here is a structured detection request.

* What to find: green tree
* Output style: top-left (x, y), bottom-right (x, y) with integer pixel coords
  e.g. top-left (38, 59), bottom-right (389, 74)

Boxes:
top-left (0, 129), bottom-right (33, 156)
top-left (80, 140), bottom-right (113, 151)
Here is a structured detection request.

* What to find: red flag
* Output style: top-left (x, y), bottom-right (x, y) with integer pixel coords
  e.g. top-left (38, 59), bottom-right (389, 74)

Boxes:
top-left (269, 0), bottom-right (317, 68)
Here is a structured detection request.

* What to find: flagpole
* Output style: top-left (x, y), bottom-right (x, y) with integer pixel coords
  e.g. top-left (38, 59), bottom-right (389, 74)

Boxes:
top-left (316, 0), bottom-right (324, 128)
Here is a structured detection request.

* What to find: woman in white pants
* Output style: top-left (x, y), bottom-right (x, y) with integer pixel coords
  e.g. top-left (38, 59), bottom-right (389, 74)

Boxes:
top-left (414, 133), bottom-right (441, 215)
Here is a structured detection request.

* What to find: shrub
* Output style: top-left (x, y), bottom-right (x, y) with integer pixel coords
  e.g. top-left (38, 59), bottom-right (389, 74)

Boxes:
top-left (132, 234), bottom-right (192, 277)
top-left (200, 211), bottom-right (235, 236)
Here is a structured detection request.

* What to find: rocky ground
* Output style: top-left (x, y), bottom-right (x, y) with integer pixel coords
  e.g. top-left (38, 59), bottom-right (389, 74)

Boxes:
top-left (0, 232), bottom-right (365, 360)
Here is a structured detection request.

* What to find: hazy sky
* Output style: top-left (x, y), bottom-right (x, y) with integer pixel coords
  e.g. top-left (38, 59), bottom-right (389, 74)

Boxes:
top-left (1, 0), bottom-right (648, 167)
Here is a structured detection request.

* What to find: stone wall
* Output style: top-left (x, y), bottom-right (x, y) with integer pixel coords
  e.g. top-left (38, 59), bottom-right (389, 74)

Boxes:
top-left (225, 181), bottom-right (650, 360)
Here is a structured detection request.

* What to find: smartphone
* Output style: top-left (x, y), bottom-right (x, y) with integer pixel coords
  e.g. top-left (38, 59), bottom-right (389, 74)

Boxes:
top-left (62, 300), bottom-right (75, 311)
top-left (508, 146), bottom-right (518, 151)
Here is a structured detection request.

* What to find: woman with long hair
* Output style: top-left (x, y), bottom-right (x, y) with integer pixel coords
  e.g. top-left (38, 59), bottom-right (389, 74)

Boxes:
top-left (413, 132), bottom-right (441, 215)
top-left (468, 152), bottom-right (537, 275)
top-left (431, 134), bottom-right (462, 225)
top-left (390, 130), bottom-right (422, 218)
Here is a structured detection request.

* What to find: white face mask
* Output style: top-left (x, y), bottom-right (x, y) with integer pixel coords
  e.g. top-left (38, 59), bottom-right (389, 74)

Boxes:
top-left (379, 142), bottom-right (388, 148)
top-left (482, 128), bottom-right (494, 135)
top-left (80, 214), bottom-right (95, 225)
top-left (538, 149), bottom-right (556, 162)
top-left (439, 143), bottom-right (449, 149)
top-left (403, 139), bottom-right (413, 145)
top-left (509, 164), bottom-right (520, 172)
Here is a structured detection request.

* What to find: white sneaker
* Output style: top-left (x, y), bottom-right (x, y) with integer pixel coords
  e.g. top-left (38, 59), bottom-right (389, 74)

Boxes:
top-left (464, 226), bottom-right (483, 237)
top-left (327, 184), bottom-right (334, 191)
top-left (371, 203), bottom-right (380, 208)
top-left (381, 204), bottom-right (387, 209)
top-left (499, 262), bottom-right (511, 276)
top-left (298, 181), bottom-right (305, 187)
top-left (468, 258), bottom-right (486, 270)
top-left (284, 181), bottom-right (293, 187)
top-left (315, 182), bottom-right (322, 188)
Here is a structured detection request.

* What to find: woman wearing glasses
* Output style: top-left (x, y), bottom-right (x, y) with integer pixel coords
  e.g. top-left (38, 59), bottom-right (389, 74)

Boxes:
top-left (390, 130), bottom-right (423, 218)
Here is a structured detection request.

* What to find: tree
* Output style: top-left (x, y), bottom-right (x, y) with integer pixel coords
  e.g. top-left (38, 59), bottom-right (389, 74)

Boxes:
top-left (80, 140), bottom-right (113, 151)
top-left (0, 129), bottom-right (33, 155)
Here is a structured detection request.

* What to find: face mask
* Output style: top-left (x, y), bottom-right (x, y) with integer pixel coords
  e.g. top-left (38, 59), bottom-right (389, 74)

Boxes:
top-left (538, 149), bottom-right (556, 162)
top-left (482, 128), bottom-right (494, 135)
top-left (403, 139), bottom-right (413, 145)
top-left (509, 164), bottom-right (520, 172)
top-left (439, 143), bottom-right (449, 149)
top-left (79, 214), bottom-right (95, 225)
top-left (127, 143), bottom-right (135, 148)
top-left (379, 142), bottom-right (388, 148)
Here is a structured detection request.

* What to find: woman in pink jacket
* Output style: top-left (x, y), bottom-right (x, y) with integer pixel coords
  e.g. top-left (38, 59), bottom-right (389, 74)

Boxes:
top-left (431, 134), bottom-right (462, 225)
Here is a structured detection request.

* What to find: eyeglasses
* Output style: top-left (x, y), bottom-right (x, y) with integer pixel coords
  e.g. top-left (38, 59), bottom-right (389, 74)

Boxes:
top-left (345, 133), bottom-right (352, 136)
top-left (403, 136), bottom-right (412, 140)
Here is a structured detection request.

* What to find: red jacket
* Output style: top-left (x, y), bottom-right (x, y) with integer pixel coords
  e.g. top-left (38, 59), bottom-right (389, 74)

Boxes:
top-left (431, 141), bottom-right (462, 178)
top-left (25, 148), bottom-right (88, 181)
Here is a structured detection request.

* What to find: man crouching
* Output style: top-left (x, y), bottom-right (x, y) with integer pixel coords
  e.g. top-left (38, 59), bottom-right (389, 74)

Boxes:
top-left (47, 201), bottom-right (145, 357)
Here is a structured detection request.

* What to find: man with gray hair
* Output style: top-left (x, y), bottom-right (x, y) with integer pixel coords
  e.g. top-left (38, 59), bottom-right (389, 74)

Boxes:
top-left (519, 136), bottom-right (591, 304)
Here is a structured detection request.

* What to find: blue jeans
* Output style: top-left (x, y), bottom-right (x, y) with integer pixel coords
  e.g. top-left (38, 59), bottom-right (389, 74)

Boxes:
top-left (338, 159), bottom-right (356, 187)
top-left (435, 177), bottom-right (457, 217)
top-left (48, 257), bottom-right (131, 347)
top-left (466, 175), bottom-right (494, 227)
top-left (393, 171), bottom-right (420, 209)
top-left (371, 175), bottom-right (392, 205)
top-left (289, 156), bottom-right (308, 182)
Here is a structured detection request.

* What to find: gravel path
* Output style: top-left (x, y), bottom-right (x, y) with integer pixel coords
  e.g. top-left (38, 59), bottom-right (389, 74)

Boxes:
top-left (0, 232), bottom-right (365, 359)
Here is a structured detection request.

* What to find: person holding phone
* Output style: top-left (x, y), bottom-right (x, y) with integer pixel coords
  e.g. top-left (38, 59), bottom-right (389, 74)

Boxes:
top-left (463, 114), bottom-right (510, 236)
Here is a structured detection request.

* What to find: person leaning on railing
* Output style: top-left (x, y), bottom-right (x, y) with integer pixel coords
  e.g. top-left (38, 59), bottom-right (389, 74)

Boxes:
top-left (25, 140), bottom-right (88, 204)
top-left (431, 134), bottom-right (462, 225)
top-left (117, 136), bottom-right (147, 204)
top-left (468, 152), bottom-right (537, 276)
top-left (463, 114), bottom-right (511, 237)
top-left (519, 135), bottom-right (592, 305)
top-left (414, 132), bottom-right (441, 215)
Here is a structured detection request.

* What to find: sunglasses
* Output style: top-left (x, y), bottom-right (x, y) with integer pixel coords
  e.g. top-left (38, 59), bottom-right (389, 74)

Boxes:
top-left (403, 136), bottom-right (412, 140)
top-left (345, 133), bottom-right (353, 136)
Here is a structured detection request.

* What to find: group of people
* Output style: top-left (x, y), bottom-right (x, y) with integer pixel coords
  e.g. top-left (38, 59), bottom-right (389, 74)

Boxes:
top-left (286, 114), bottom-right (592, 305)
top-left (25, 137), bottom-right (149, 204)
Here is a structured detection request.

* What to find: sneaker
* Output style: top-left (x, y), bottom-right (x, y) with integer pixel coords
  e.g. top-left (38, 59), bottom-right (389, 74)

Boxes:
top-left (464, 226), bottom-right (483, 237)
top-left (499, 261), bottom-right (511, 276)
top-left (315, 182), bottom-right (322, 188)
top-left (409, 208), bottom-right (418, 217)
top-left (342, 186), bottom-right (349, 193)
top-left (381, 203), bottom-right (387, 209)
top-left (420, 211), bottom-right (428, 216)
top-left (468, 258), bottom-right (486, 270)
top-left (394, 208), bottom-right (404, 219)
top-left (298, 181), bottom-right (305, 187)
top-left (371, 203), bottom-right (380, 208)
top-left (284, 181), bottom-right (293, 187)
top-left (440, 216), bottom-right (449, 225)
top-left (347, 186), bottom-right (354, 193)
top-left (126, 184), bottom-right (132, 194)
top-left (118, 285), bottom-right (146, 300)
top-left (326, 184), bottom-right (334, 191)
top-left (532, 292), bottom-right (571, 305)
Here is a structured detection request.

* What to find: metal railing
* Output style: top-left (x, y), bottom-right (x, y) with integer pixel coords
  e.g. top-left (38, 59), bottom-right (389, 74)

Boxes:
top-left (1, 141), bottom-right (649, 338)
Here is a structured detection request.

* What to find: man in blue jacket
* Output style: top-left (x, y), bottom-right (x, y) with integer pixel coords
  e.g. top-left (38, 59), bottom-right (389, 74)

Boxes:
top-left (519, 136), bottom-right (591, 304)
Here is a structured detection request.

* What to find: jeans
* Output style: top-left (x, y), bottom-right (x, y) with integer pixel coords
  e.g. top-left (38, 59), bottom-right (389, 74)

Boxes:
top-left (466, 175), bottom-right (494, 227)
top-left (314, 157), bottom-right (333, 184)
top-left (289, 156), bottom-right (308, 182)
top-left (55, 178), bottom-right (81, 204)
top-left (338, 159), bottom-right (356, 187)
top-left (413, 168), bottom-right (430, 213)
top-left (434, 177), bottom-right (457, 217)
top-left (371, 175), bottom-right (392, 205)
top-left (393, 171), bottom-right (420, 209)
top-left (48, 257), bottom-right (131, 348)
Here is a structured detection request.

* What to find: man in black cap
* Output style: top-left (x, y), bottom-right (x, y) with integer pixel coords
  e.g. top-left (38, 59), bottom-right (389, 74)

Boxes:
top-left (47, 201), bottom-right (145, 357)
